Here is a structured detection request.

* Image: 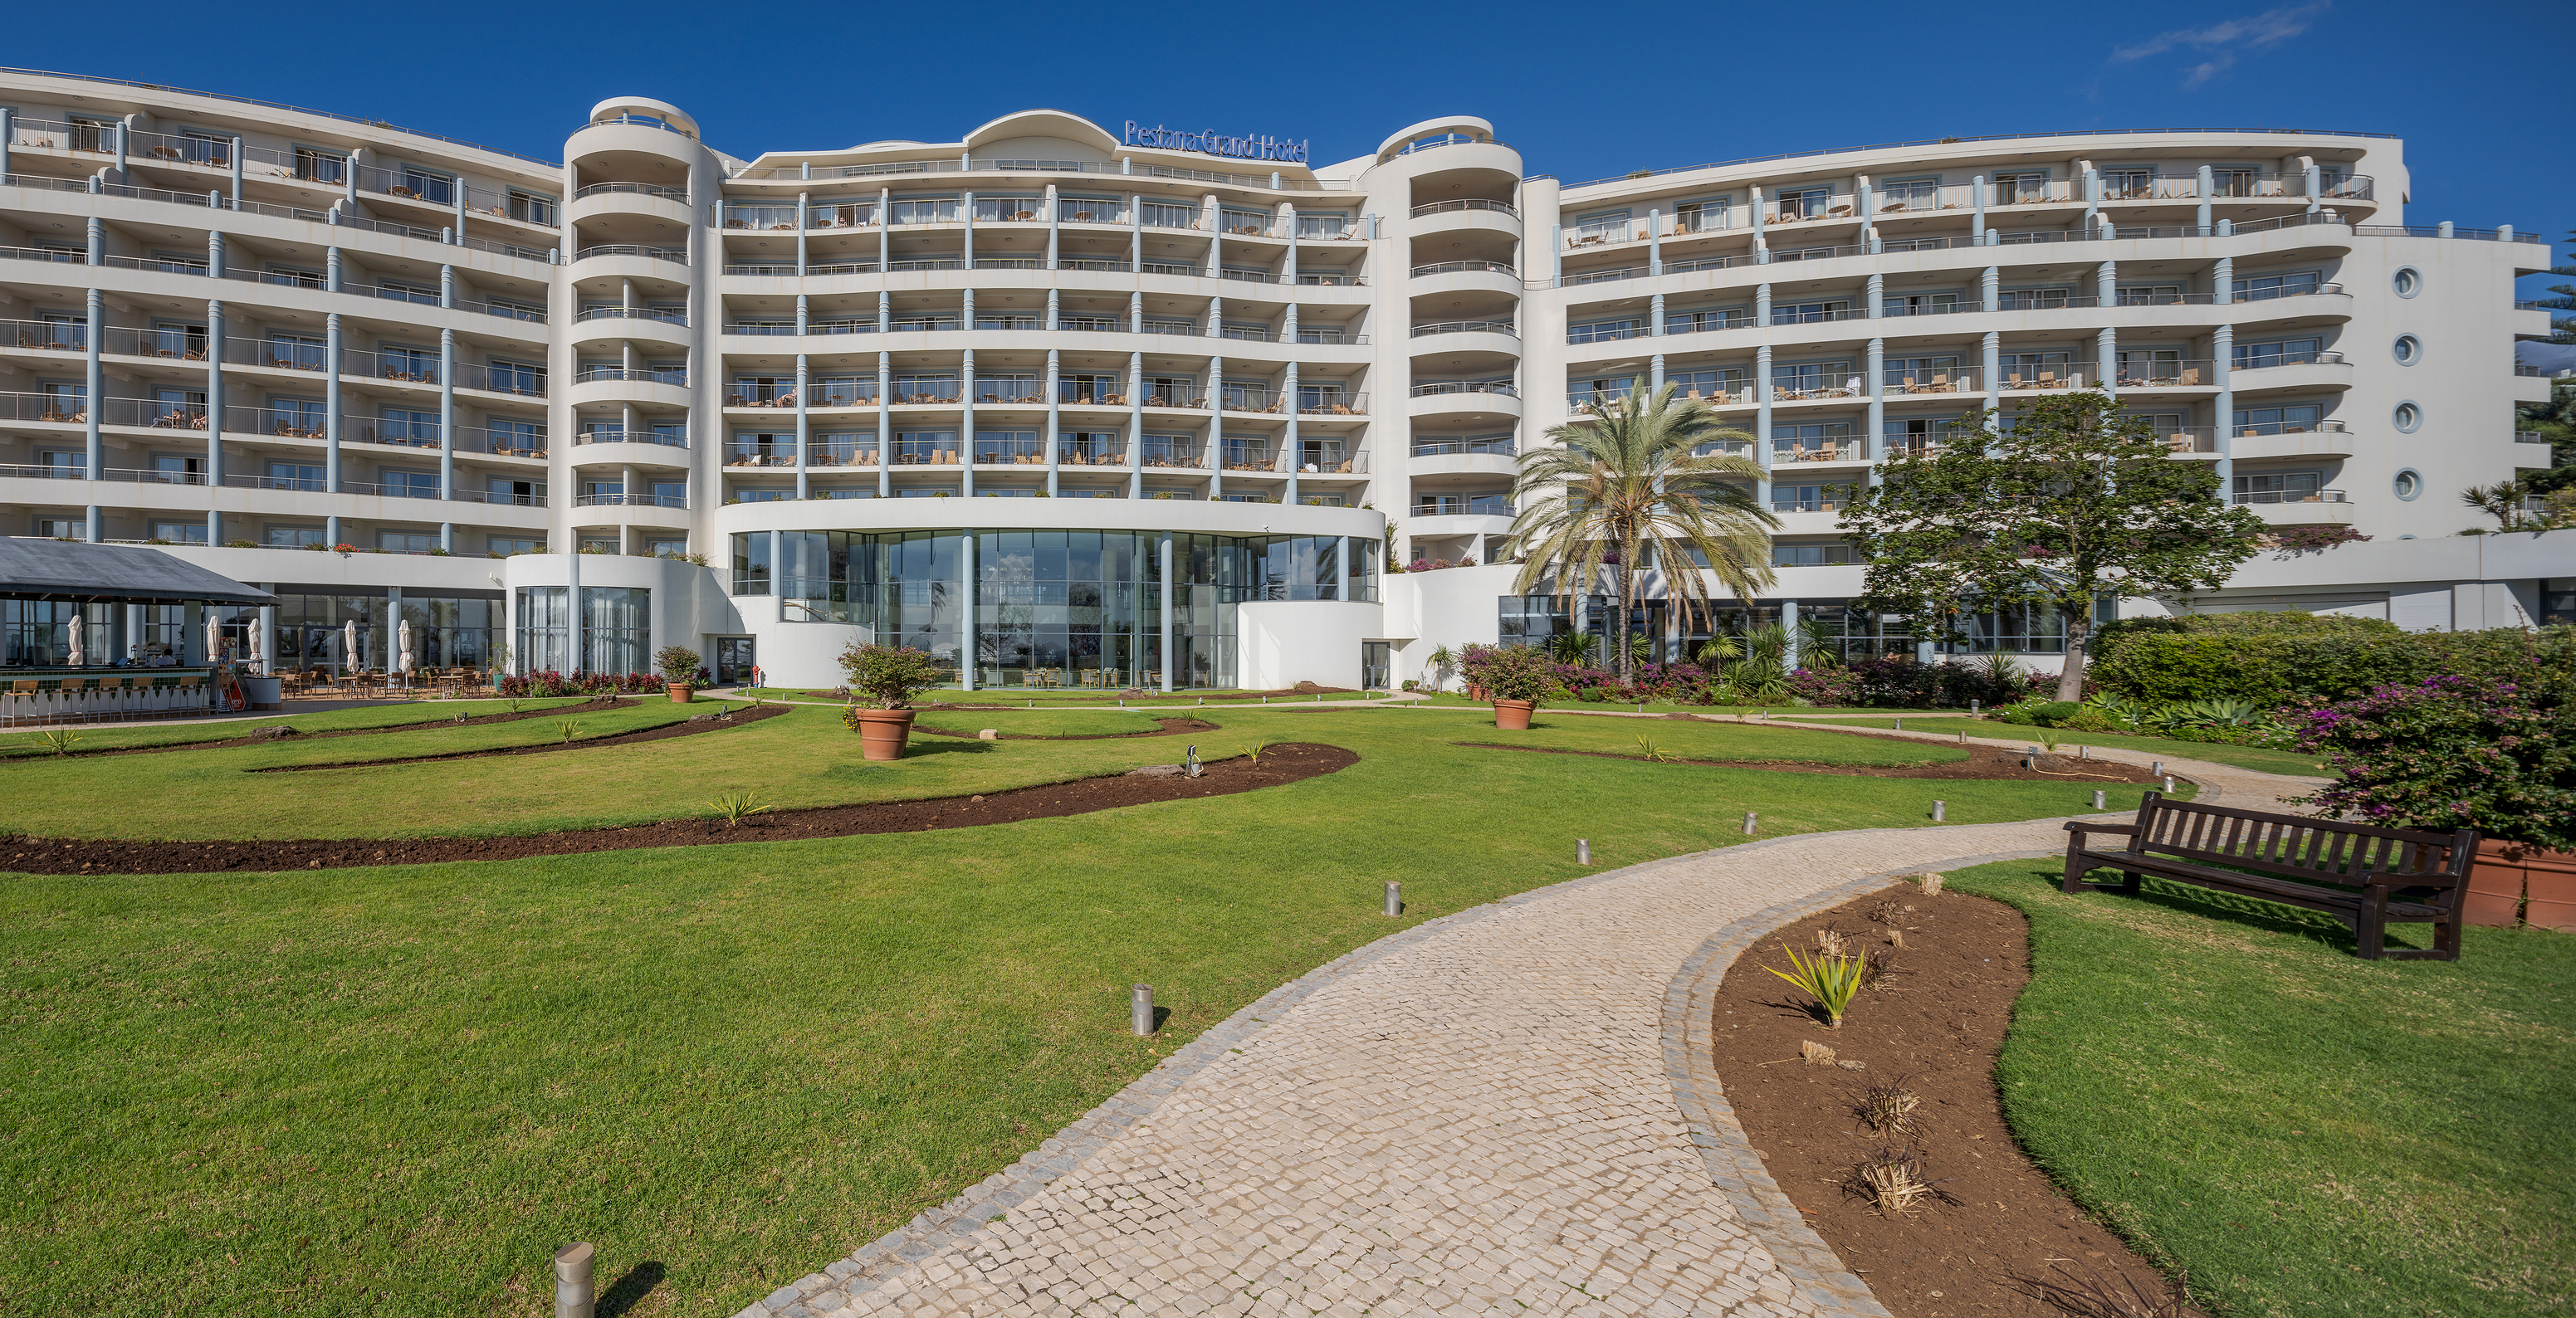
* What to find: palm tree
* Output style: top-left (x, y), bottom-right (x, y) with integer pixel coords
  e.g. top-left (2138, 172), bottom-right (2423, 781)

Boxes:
top-left (1506, 383), bottom-right (1778, 683)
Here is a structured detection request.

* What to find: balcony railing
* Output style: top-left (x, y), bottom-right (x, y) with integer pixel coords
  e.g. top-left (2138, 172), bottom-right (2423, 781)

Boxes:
top-left (1222, 447), bottom-right (1276, 472)
top-left (1140, 442), bottom-right (1205, 469)
top-left (1412, 381), bottom-right (1518, 398)
top-left (1567, 322), bottom-right (1648, 344)
top-left (1410, 260), bottom-right (1517, 278)
top-left (576, 429), bottom-right (688, 448)
top-left (3, 319), bottom-right (89, 351)
top-left (1414, 320), bottom-right (1517, 338)
top-left (580, 367), bottom-right (688, 387)
top-left (1218, 388), bottom-right (1278, 412)
top-left (2234, 348), bottom-right (2346, 370)
top-left (574, 492), bottom-right (687, 509)
top-left (574, 182), bottom-right (688, 203)
top-left (806, 444), bottom-right (878, 467)
top-left (1413, 495), bottom-right (1513, 517)
top-left (1057, 439), bottom-right (1127, 466)
top-left (2231, 419), bottom-right (2350, 437)
top-left (1297, 393), bottom-right (1367, 416)
top-left (1412, 437), bottom-right (1515, 457)
top-left (1411, 198), bottom-right (1518, 220)
top-left (1882, 369), bottom-right (1977, 393)
top-left (2234, 488), bottom-right (2349, 505)
top-left (2114, 360), bottom-right (2217, 387)
top-left (577, 306), bottom-right (687, 325)
top-left (575, 244), bottom-right (688, 266)
top-left (723, 451), bottom-right (797, 469)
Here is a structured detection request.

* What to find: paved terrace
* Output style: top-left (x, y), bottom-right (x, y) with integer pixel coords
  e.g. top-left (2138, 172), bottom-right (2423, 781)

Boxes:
top-left (736, 735), bottom-right (2317, 1318)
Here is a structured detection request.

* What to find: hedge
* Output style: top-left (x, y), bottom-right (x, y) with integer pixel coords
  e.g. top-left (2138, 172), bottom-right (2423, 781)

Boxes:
top-left (2088, 623), bottom-right (2576, 706)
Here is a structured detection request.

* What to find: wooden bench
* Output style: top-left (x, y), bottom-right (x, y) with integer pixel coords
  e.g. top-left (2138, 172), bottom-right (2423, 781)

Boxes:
top-left (2063, 793), bottom-right (2476, 960)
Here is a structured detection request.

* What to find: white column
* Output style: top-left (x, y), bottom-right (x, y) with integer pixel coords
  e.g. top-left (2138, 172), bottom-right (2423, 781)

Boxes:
top-left (1044, 348), bottom-right (1061, 496)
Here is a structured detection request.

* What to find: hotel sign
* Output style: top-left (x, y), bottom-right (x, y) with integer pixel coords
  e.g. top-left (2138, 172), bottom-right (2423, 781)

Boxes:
top-left (1123, 121), bottom-right (1308, 165)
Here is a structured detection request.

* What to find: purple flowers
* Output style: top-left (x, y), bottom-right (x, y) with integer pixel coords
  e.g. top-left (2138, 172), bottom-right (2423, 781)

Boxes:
top-left (2291, 673), bottom-right (2574, 851)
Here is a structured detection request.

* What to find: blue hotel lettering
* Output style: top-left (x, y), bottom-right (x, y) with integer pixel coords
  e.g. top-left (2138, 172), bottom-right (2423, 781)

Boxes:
top-left (1122, 121), bottom-right (1310, 165)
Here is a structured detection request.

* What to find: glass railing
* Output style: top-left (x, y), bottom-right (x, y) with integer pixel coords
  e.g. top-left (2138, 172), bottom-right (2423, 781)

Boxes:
top-left (1057, 439), bottom-right (1126, 466)
top-left (2113, 359), bottom-right (2217, 386)
top-left (1567, 323), bottom-right (1645, 344)
top-left (576, 429), bottom-right (687, 447)
top-left (1410, 261), bottom-right (1517, 277)
top-left (1411, 198), bottom-right (1518, 219)
top-left (1882, 369), bottom-right (1977, 393)
top-left (1221, 447), bottom-right (1276, 471)
top-left (1297, 393), bottom-right (1367, 416)
top-left (2233, 488), bottom-right (2347, 505)
top-left (1413, 495), bottom-right (1513, 516)
top-left (577, 305), bottom-right (687, 325)
top-left (1412, 381), bottom-right (1518, 398)
top-left (576, 244), bottom-right (687, 265)
top-left (890, 441), bottom-right (961, 465)
top-left (1141, 442), bottom-right (1205, 469)
top-left (1414, 320), bottom-right (1516, 337)
top-left (807, 443), bottom-right (877, 467)
top-left (1411, 437), bottom-right (1515, 457)
top-left (575, 181), bottom-right (688, 202)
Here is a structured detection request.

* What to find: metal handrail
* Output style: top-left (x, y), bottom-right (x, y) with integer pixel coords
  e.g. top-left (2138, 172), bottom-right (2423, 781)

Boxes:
top-left (1411, 261), bottom-right (1517, 277)
top-left (1411, 198), bottom-right (1518, 219)
top-left (1414, 320), bottom-right (1518, 337)
top-left (574, 181), bottom-right (689, 202)
top-left (575, 244), bottom-right (687, 265)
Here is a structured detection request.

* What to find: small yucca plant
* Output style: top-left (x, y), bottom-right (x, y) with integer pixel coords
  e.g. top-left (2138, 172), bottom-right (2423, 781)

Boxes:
top-left (1764, 945), bottom-right (1865, 1028)
top-left (35, 728), bottom-right (81, 756)
top-left (708, 789), bottom-right (771, 827)
top-left (554, 718), bottom-right (581, 744)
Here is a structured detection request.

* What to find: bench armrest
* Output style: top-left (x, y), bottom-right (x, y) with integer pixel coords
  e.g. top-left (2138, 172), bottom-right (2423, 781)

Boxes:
top-left (2063, 821), bottom-right (2139, 837)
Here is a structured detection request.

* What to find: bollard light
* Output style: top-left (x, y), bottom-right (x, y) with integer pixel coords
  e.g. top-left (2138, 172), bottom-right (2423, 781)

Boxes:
top-left (1383, 881), bottom-right (1401, 916)
top-left (2152, 760), bottom-right (2163, 776)
top-left (1894, 717), bottom-right (1903, 731)
top-left (2094, 789), bottom-right (2108, 809)
top-left (1185, 744), bottom-right (1201, 778)
top-left (1743, 811), bottom-right (1757, 836)
top-left (1577, 838), bottom-right (1591, 865)
top-left (554, 1242), bottom-right (594, 1318)
top-left (1131, 984), bottom-right (1155, 1037)
top-left (1970, 700), bottom-right (1981, 715)
top-left (1933, 799), bottom-right (1947, 822)
top-left (2164, 775), bottom-right (2176, 794)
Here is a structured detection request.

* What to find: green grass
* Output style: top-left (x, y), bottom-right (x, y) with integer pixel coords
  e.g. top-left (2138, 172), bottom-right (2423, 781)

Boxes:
top-left (1774, 715), bottom-right (2325, 776)
top-left (0, 697), bottom-right (604, 760)
top-left (1403, 693), bottom-right (1909, 716)
top-left (907, 708), bottom-right (1171, 738)
top-left (735, 686), bottom-right (1385, 709)
top-left (1944, 860), bottom-right (2573, 1318)
top-left (0, 709), bottom-right (2173, 1316)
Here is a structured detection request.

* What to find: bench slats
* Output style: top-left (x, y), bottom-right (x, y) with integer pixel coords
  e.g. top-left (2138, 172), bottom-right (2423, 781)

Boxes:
top-left (2074, 791), bottom-right (2475, 961)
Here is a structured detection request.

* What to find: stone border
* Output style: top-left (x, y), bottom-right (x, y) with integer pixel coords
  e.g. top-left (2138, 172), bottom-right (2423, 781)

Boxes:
top-left (1659, 847), bottom-right (2061, 1318)
top-left (737, 827), bottom-right (2112, 1318)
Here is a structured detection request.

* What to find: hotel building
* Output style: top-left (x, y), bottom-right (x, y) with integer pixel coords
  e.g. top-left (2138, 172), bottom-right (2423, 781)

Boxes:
top-left (0, 68), bottom-right (2561, 688)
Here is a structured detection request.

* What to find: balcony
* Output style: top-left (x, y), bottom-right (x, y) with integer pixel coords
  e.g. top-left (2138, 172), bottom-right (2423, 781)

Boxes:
top-left (574, 492), bottom-right (687, 509)
top-left (1411, 260), bottom-right (1518, 279)
top-left (1412, 495), bottom-right (1513, 517)
top-left (1222, 446), bottom-right (1278, 473)
top-left (975, 437), bottom-right (1048, 466)
top-left (2236, 489), bottom-right (2354, 525)
top-left (575, 244), bottom-right (688, 266)
top-left (1882, 369), bottom-right (1978, 395)
top-left (1414, 320), bottom-right (1517, 339)
top-left (1411, 199), bottom-right (1518, 220)
top-left (2113, 360), bottom-right (2217, 388)
top-left (574, 429), bottom-right (688, 449)
top-left (1297, 393), bottom-right (1367, 417)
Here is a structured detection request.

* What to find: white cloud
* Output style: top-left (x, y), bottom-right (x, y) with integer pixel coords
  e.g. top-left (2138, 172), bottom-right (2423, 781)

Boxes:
top-left (2112, 2), bottom-right (2331, 87)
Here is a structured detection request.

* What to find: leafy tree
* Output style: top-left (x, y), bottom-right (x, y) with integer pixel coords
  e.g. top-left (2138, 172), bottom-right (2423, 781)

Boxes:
top-left (1505, 383), bottom-right (1777, 683)
top-left (1839, 388), bottom-right (2267, 701)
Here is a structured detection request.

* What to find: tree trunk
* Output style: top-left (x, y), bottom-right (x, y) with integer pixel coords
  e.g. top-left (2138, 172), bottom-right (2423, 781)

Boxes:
top-left (2056, 617), bottom-right (2090, 701)
top-left (1615, 564), bottom-right (1637, 686)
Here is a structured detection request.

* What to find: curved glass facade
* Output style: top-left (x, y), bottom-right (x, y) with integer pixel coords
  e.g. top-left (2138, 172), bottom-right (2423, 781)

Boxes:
top-left (731, 529), bottom-right (1376, 688)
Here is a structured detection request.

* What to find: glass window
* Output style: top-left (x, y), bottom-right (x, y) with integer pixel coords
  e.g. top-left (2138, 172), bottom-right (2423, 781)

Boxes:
top-left (516, 586), bottom-right (570, 674)
top-left (580, 587), bottom-right (652, 675)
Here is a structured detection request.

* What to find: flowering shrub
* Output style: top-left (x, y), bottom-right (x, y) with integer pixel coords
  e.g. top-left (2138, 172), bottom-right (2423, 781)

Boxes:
top-left (2292, 675), bottom-right (2574, 851)
top-left (2268, 527), bottom-right (2373, 552)
top-left (495, 670), bottom-right (660, 696)
top-left (1785, 657), bottom-right (2053, 710)
top-left (838, 643), bottom-right (947, 709)
top-left (1457, 644), bottom-right (1559, 702)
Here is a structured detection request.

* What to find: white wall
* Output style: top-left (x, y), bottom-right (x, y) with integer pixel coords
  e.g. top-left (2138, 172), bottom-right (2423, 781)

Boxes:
top-left (1236, 600), bottom-right (1380, 689)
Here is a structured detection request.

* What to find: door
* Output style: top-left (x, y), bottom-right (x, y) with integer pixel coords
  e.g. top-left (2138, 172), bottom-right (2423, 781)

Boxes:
top-left (715, 637), bottom-right (757, 686)
top-left (1361, 642), bottom-right (1391, 691)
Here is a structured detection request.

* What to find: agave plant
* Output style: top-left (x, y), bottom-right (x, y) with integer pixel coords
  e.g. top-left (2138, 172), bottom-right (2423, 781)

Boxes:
top-left (1547, 631), bottom-right (1601, 666)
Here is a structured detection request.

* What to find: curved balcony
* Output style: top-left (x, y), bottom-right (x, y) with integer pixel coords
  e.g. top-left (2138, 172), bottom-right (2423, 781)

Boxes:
top-left (571, 306), bottom-right (691, 350)
top-left (1408, 381), bottom-right (1523, 422)
top-left (2236, 489), bottom-right (2353, 526)
top-left (568, 368), bottom-right (692, 410)
top-left (572, 244), bottom-right (691, 285)
top-left (1408, 260), bottom-right (1522, 300)
top-left (2230, 420), bottom-right (2356, 461)
top-left (569, 430), bottom-right (693, 468)
top-left (1408, 198), bottom-right (1523, 244)
top-left (1408, 442), bottom-right (1518, 480)
top-left (2229, 352), bottom-right (2353, 395)
top-left (569, 492), bottom-right (694, 530)
top-left (1407, 320), bottom-right (1520, 362)
top-left (569, 182), bottom-right (695, 231)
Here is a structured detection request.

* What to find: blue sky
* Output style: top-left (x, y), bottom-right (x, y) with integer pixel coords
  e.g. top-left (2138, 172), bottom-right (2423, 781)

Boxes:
top-left (11, 1), bottom-right (2569, 287)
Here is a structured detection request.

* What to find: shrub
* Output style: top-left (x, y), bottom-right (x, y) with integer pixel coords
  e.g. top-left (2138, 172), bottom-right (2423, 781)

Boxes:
top-left (838, 643), bottom-right (949, 710)
top-left (2024, 700), bottom-right (2083, 726)
top-left (1763, 946), bottom-right (1865, 1028)
top-left (2090, 622), bottom-right (2573, 707)
top-left (1457, 643), bottom-right (1557, 702)
top-left (653, 645), bottom-right (701, 684)
top-left (2290, 673), bottom-right (2575, 851)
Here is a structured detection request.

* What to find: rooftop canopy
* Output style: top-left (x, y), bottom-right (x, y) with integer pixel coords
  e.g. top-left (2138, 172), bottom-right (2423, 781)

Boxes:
top-left (0, 540), bottom-right (276, 606)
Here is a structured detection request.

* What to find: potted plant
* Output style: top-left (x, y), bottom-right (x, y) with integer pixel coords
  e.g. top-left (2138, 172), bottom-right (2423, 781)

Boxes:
top-left (2292, 674), bottom-right (2575, 931)
top-left (1459, 643), bottom-right (1556, 731)
top-left (655, 645), bottom-right (701, 703)
top-left (838, 642), bottom-right (949, 759)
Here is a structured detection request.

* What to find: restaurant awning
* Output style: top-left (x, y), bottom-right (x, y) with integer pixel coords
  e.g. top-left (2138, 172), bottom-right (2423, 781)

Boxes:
top-left (0, 540), bottom-right (277, 606)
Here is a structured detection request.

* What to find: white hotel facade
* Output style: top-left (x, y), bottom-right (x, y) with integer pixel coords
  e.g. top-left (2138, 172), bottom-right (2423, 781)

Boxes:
top-left (0, 67), bottom-right (2563, 688)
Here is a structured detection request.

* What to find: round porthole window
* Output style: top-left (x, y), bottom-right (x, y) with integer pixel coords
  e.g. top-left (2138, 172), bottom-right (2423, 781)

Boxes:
top-left (2393, 334), bottom-right (2422, 365)
top-left (2394, 469), bottom-right (2422, 501)
top-left (2393, 402), bottom-right (2422, 433)
top-left (2393, 267), bottom-right (2421, 298)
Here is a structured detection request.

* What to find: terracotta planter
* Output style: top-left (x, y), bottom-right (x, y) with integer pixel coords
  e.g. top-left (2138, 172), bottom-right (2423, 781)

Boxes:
top-left (2471, 839), bottom-right (2576, 932)
top-left (667, 683), bottom-right (693, 704)
top-left (849, 707), bottom-right (917, 760)
top-left (1492, 698), bottom-right (1536, 730)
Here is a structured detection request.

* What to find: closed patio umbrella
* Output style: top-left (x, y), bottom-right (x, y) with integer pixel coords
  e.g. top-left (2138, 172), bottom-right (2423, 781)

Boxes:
top-left (398, 619), bottom-right (415, 677)
top-left (66, 613), bottom-right (84, 666)
top-left (344, 618), bottom-right (360, 675)
top-left (206, 614), bottom-right (224, 663)
top-left (249, 622), bottom-right (265, 672)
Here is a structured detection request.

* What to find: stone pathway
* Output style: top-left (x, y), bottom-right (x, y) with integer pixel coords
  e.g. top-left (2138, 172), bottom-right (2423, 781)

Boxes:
top-left (734, 739), bottom-right (2322, 1318)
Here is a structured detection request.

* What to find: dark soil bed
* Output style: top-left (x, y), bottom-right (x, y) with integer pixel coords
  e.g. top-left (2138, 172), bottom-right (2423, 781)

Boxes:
top-left (250, 702), bottom-right (793, 771)
top-left (40, 694), bottom-right (646, 758)
top-left (1711, 885), bottom-right (2186, 1318)
top-left (5, 743), bottom-right (1355, 875)
top-left (1462, 742), bottom-right (2163, 783)
top-left (912, 716), bottom-right (1217, 740)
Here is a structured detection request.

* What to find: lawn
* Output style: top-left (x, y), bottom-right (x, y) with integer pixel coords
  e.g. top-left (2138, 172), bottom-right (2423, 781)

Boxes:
top-left (0, 697), bottom-right (607, 760)
top-left (0, 707), bottom-right (2164, 1316)
top-left (1774, 714), bottom-right (2325, 777)
top-left (1943, 860), bottom-right (2573, 1318)
top-left (734, 686), bottom-right (1388, 710)
top-left (1403, 693), bottom-right (1914, 716)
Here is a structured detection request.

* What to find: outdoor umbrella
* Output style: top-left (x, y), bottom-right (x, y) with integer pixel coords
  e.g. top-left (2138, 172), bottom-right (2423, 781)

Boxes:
top-left (249, 622), bottom-right (265, 671)
top-left (344, 618), bottom-right (360, 674)
top-left (66, 613), bottom-right (84, 666)
top-left (206, 615), bottom-right (224, 663)
top-left (398, 619), bottom-right (415, 677)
